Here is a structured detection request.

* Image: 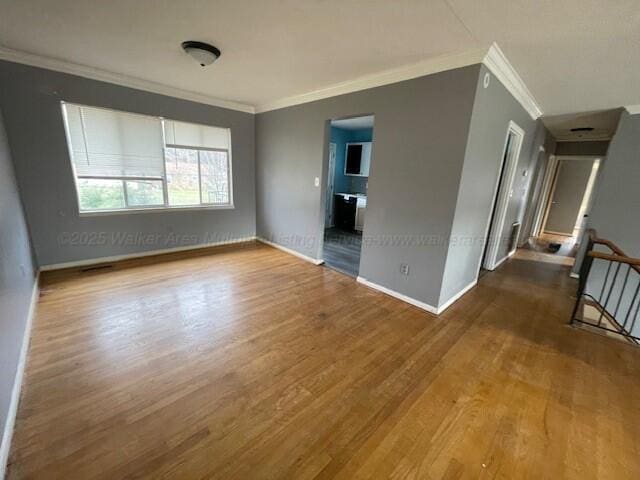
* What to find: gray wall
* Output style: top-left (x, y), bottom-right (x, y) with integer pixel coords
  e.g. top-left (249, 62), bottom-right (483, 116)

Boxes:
top-left (439, 65), bottom-right (543, 304)
top-left (520, 129), bottom-right (556, 243)
top-left (0, 60), bottom-right (256, 267)
top-left (0, 110), bottom-right (36, 448)
top-left (555, 141), bottom-right (609, 156)
top-left (582, 112), bottom-right (640, 336)
top-left (256, 65), bottom-right (481, 307)
top-left (588, 112), bottom-right (640, 257)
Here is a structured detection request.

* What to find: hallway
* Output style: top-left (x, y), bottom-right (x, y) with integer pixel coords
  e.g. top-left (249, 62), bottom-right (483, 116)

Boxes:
top-left (8, 242), bottom-right (640, 479)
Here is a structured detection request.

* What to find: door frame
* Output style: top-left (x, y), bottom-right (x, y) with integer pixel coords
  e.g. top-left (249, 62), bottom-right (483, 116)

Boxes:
top-left (325, 142), bottom-right (337, 227)
top-left (317, 113), bottom-right (375, 263)
top-left (531, 154), bottom-right (558, 237)
top-left (540, 155), bottom-right (601, 237)
top-left (482, 120), bottom-right (526, 271)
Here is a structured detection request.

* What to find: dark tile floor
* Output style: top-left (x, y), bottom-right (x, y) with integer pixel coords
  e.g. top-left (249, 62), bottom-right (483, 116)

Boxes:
top-left (322, 227), bottom-right (362, 277)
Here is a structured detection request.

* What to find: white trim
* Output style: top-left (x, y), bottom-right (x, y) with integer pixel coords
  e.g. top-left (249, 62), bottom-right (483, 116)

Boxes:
top-left (555, 137), bottom-right (612, 143)
top-left (1, 44), bottom-right (541, 120)
top-left (257, 237), bottom-right (324, 265)
top-left (492, 247), bottom-right (517, 271)
top-left (1, 275), bottom-right (39, 479)
top-left (483, 43), bottom-right (543, 120)
top-left (39, 236), bottom-right (256, 271)
top-left (78, 204), bottom-right (235, 217)
top-left (255, 47), bottom-right (488, 113)
top-left (625, 105), bottom-right (640, 115)
top-left (483, 121), bottom-right (526, 271)
top-left (532, 155), bottom-right (557, 237)
top-left (570, 272), bottom-right (580, 279)
top-left (437, 279), bottom-right (478, 315)
top-left (356, 277), bottom-right (438, 314)
top-left (0, 46), bottom-right (255, 114)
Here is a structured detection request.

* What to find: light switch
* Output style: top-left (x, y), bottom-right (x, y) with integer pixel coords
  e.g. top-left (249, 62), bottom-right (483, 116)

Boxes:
top-left (314, 177), bottom-right (320, 187)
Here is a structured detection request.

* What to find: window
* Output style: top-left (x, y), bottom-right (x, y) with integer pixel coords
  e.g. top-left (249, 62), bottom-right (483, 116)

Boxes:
top-left (62, 103), bottom-right (232, 213)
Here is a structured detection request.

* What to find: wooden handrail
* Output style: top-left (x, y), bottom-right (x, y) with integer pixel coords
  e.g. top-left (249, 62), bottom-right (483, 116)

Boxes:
top-left (588, 251), bottom-right (640, 267)
top-left (586, 229), bottom-right (640, 273)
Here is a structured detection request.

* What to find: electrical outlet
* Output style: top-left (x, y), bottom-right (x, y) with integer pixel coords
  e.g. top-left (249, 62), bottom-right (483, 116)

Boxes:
top-left (400, 264), bottom-right (410, 276)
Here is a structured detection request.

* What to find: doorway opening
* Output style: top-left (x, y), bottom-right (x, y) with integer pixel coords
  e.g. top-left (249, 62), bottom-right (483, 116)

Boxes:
top-left (480, 121), bottom-right (525, 274)
top-left (322, 115), bottom-right (374, 277)
top-left (541, 156), bottom-right (601, 239)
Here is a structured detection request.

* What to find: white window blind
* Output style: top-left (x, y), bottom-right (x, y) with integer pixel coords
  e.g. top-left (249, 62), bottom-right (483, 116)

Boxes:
top-left (163, 119), bottom-right (230, 150)
top-left (62, 102), bottom-right (233, 213)
top-left (64, 103), bottom-right (165, 178)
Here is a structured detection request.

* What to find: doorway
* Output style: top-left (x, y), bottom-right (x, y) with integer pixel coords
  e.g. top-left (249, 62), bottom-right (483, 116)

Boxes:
top-left (322, 115), bottom-right (374, 277)
top-left (541, 157), bottom-right (601, 238)
top-left (480, 121), bottom-right (525, 273)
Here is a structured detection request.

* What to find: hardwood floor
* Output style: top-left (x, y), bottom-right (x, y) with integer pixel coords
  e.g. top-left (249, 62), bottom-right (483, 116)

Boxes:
top-left (323, 227), bottom-right (362, 277)
top-left (8, 241), bottom-right (640, 479)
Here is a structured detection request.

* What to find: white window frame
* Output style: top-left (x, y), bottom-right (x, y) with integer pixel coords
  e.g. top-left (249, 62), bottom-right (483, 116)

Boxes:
top-left (163, 142), bottom-right (234, 210)
top-left (61, 102), bottom-right (234, 216)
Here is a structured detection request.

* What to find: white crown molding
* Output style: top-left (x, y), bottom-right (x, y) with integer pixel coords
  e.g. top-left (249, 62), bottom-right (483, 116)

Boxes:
top-left (0, 43), bottom-right (542, 120)
top-left (255, 47), bottom-right (488, 113)
top-left (483, 43), bottom-right (543, 120)
top-left (625, 105), bottom-right (640, 115)
top-left (0, 46), bottom-right (255, 114)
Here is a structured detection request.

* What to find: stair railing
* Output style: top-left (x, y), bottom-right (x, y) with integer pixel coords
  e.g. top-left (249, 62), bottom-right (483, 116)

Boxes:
top-left (571, 229), bottom-right (640, 343)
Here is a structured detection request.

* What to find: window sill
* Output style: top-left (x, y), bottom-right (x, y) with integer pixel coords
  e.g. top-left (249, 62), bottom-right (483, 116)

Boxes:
top-left (78, 204), bottom-right (235, 217)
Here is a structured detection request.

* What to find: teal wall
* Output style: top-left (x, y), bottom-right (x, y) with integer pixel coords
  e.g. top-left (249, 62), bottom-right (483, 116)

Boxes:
top-left (330, 126), bottom-right (373, 194)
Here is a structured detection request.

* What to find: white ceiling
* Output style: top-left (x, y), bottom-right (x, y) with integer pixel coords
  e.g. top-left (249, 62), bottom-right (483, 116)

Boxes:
top-left (542, 109), bottom-right (622, 142)
top-left (0, 1), bottom-right (639, 115)
top-left (331, 116), bottom-right (374, 130)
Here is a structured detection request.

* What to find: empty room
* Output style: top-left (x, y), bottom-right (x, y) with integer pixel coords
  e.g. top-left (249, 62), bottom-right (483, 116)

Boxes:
top-left (1, 1), bottom-right (640, 479)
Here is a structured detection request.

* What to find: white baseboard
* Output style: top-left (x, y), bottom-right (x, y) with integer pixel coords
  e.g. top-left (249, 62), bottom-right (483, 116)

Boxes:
top-left (257, 238), bottom-right (324, 265)
top-left (1, 274), bottom-right (39, 479)
top-left (437, 279), bottom-right (478, 315)
top-left (39, 236), bottom-right (257, 271)
top-left (356, 276), bottom-right (438, 314)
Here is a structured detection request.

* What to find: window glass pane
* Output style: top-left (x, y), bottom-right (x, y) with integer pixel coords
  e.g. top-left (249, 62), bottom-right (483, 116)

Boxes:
top-left (165, 147), bottom-right (200, 205)
top-left (125, 180), bottom-right (164, 207)
top-left (77, 178), bottom-right (125, 211)
top-left (200, 150), bottom-right (230, 204)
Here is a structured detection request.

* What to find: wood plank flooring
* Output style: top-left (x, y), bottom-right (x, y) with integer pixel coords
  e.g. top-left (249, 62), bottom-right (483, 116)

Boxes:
top-left (7, 241), bottom-right (640, 479)
top-left (323, 228), bottom-right (362, 277)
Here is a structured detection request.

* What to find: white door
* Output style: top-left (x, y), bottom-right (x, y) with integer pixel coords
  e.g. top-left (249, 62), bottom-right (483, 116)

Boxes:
top-left (325, 143), bottom-right (337, 227)
top-left (543, 158), bottom-right (597, 236)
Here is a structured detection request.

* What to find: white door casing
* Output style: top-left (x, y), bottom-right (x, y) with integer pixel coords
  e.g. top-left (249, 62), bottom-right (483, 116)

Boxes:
top-left (325, 142), bottom-right (337, 227)
top-left (483, 120), bottom-right (525, 271)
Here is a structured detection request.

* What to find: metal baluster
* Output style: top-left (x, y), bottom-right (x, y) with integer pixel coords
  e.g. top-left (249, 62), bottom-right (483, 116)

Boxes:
top-left (613, 265), bottom-right (631, 319)
top-left (622, 277), bottom-right (640, 331)
top-left (598, 261), bottom-right (621, 327)
top-left (628, 288), bottom-right (640, 339)
top-left (598, 260), bottom-right (613, 304)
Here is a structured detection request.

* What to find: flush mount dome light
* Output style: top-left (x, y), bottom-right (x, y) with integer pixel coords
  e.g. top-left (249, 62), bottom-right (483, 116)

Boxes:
top-left (181, 41), bottom-right (221, 67)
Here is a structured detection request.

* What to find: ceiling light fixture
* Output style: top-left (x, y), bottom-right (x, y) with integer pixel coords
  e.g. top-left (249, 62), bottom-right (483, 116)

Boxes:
top-left (181, 41), bottom-right (221, 67)
top-left (570, 127), bottom-right (595, 132)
